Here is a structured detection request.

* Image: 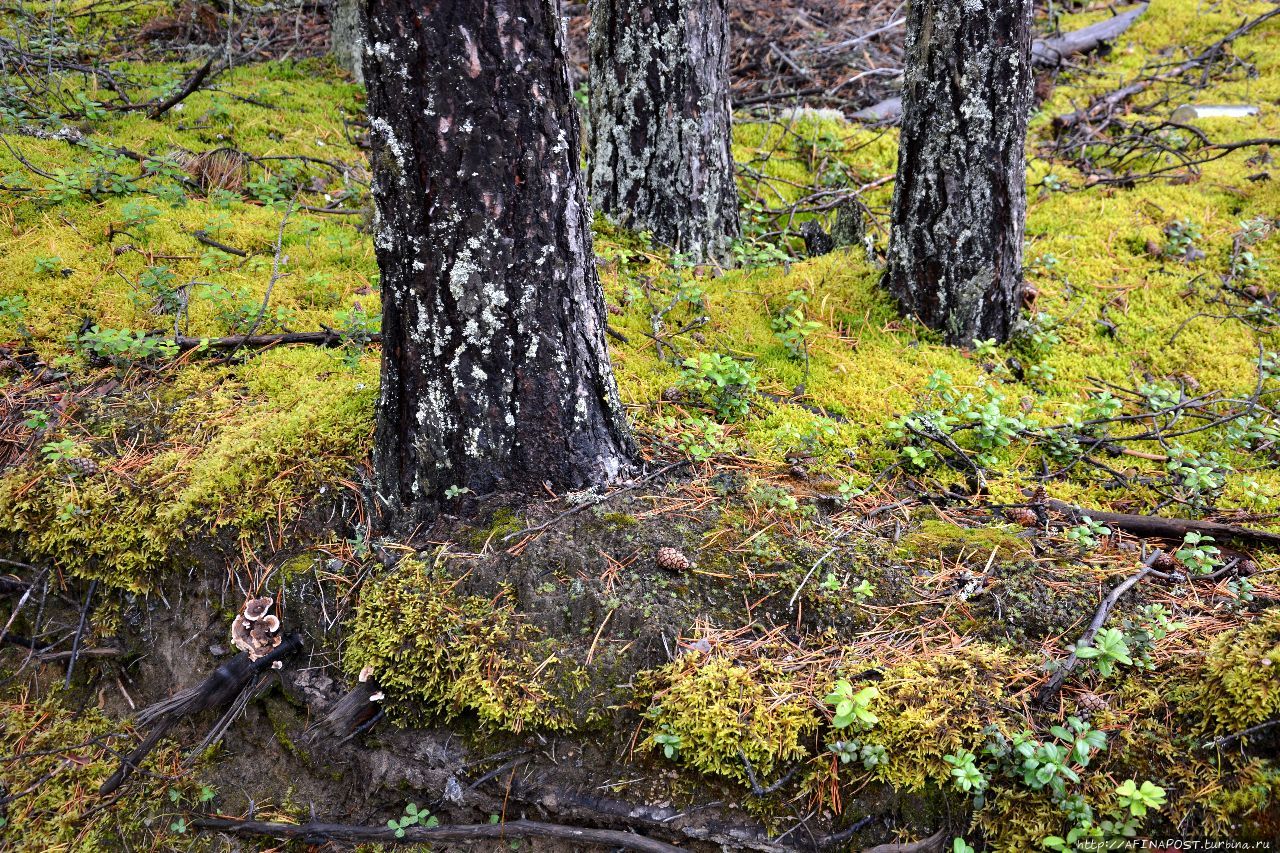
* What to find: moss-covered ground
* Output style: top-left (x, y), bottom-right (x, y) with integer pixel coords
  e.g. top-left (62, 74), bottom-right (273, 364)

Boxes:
top-left (1, 0), bottom-right (1279, 850)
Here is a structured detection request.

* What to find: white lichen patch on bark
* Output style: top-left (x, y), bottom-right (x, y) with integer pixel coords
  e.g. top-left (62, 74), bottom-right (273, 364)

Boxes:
top-left (364, 0), bottom-right (635, 522)
top-left (587, 0), bottom-right (739, 263)
top-left (884, 0), bottom-right (1033, 346)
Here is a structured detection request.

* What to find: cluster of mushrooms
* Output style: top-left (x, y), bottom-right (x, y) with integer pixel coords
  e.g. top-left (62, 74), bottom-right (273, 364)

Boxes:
top-left (231, 596), bottom-right (282, 662)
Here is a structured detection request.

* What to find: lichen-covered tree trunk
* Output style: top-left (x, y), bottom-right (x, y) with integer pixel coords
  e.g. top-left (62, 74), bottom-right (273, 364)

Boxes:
top-left (587, 0), bottom-right (739, 262)
top-left (883, 0), bottom-right (1035, 346)
top-left (363, 0), bottom-right (636, 527)
top-left (330, 0), bottom-right (363, 84)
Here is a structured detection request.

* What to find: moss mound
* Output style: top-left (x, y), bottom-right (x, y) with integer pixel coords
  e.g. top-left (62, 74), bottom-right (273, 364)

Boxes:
top-left (343, 558), bottom-right (580, 732)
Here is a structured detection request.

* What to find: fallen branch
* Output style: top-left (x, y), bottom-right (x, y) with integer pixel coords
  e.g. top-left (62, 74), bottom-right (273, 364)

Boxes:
top-left (1032, 4), bottom-right (1147, 66)
top-left (1055, 6), bottom-right (1280, 131)
top-left (191, 817), bottom-right (685, 853)
top-left (1037, 549), bottom-right (1163, 705)
top-left (1201, 716), bottom-right (1280, 751)
top-left (860, 831), bottom-right (948, 853)
top-left (173, 330), bottom-right (378, 351)
top-left (149, 57), bottom-right (216, 120)
top-left (501, 460), bottom-right (689, 545)
top-left (1046, 499), bottom-right (1280, 548)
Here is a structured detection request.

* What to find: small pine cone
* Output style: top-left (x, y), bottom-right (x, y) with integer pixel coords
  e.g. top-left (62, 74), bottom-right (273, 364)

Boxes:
top-left (691, 332), bottom-right (707, 345)
top-left (1151, 551), bottom-right (1177, 573)
top-left (661, 387), bottom-right (683, 403)
top-left (1007, 507), bottom-right (1039, 527)
top-left (607, 303), bottom-right (624, 316)
top-left (66, 457), bottom-right (99, 476)
top-left (655, 547), bottom-right (692, 572)
top-left (1075, 691), bottom-right (1108, 715)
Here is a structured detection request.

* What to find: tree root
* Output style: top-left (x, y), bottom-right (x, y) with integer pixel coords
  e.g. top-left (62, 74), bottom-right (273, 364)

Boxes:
top-left (191, 816), bottom-right (686, 852)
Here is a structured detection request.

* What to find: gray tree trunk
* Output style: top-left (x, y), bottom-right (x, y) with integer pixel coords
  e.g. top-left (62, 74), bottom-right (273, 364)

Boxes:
top-left (883, 0), bottom-right (1035, 346)
top-left (330, 0), bottom-right (363, 84)
top-left (587, 0), bottom-right (739, 263)
top-left (363, 0), bottom-right (637, 527)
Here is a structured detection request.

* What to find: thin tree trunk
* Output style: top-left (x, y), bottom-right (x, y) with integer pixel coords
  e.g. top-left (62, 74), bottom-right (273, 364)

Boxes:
top-left (330, 0), bottom-right (363, 84)
top-left (363, 0), bottom-right (636, 527)
top-left (883, 0), bottom-right (1034, 346)
top-left (588, 0), bottom-right (739, 263)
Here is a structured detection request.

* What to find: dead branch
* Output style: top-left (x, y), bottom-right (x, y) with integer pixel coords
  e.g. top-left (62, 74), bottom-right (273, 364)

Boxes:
top-left (1037, 549), bottom-right (1164, 705)
top-left (1055, 6), bottom-right (1280, 132)
top-left (1046, 499), bottom-right (1280, 548)
top-left (860, 830), bottom-right (948, 853)
top-left (148, 56), bottom-right (216, 119)
top-left (1032, 4), bottom-right (1148, 67)
top-left (191, 816), bottom-right (686, 853)
top-left (173, 330), bottom-right (378, 351)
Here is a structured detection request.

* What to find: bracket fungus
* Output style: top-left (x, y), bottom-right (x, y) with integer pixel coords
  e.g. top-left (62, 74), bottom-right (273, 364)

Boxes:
top-left (232, 597), bottom-right (282, 662)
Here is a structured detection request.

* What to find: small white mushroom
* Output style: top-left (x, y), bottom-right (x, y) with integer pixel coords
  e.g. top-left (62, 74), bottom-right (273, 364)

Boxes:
top-left (260, 614), bottom-right (281, 633)
top-left (358, 664), bottom-right (375, 683)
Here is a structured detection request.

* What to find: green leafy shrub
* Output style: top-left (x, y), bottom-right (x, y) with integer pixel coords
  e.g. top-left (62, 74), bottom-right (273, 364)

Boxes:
top-left (678, 352), bottom-right (757, 421)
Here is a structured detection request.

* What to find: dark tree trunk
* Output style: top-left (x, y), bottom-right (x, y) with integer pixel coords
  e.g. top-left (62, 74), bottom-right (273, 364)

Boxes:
top-left (587, 0), bottom-right (739, 263)
top-left (883, 0), bottom-right (1035, 346)
top-left (362, 0), bottom-right (636, 527)
top-left (330, 0), bottom-right (363, 84)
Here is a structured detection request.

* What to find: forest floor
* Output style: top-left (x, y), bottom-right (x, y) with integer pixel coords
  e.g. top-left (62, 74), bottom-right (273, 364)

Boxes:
top-left (1, 1), bottom-right (1280, 851)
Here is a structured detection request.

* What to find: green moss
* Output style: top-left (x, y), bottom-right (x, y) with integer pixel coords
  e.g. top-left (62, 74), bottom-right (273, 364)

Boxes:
top-left (0, 693), bottom-right (206, 851)
top-left (344, 558), bottom-right (576, 732)
top-left (641, 653), bottom-right (819, 784)
top-left (464, 507), bottom-right (524, 551)
top-left (895, 519), bottom-right (1034, 565)
top-left (1179, 609), bottom-right (1280, 735)
top-left (972, 787), bottom-right (1062, 853)
top-left (0, 347), bottom-right (375, 590)
top-left (865, 644), bottom-right (1032, 790)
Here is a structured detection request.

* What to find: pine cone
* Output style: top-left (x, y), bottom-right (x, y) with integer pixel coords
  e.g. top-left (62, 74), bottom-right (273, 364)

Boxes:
top-left (655, 547), bottom-right (691, 572)
top-left (1151, 551), bottom-right (1177, 573)
top-left (1007, 507), bottom-right (1038, 527)
top-left (66, 457), bottom-right (100, 476)
top-left (1075, 691), bottom-right (1108, 715)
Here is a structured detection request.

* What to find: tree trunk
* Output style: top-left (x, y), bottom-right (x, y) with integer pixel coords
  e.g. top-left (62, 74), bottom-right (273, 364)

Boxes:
top-left (883, 0), bottom-right (1034, 346)
top-left (587, 0), bottom-right (739, 263)
top-left (330, 0), bottom-right (363, 84)
top-left (362, 0), bottom-right (637, 527)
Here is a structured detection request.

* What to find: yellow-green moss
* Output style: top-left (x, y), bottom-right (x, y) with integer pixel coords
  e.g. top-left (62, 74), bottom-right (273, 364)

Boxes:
top-left (864, 644), bottom-right (1032, 790)
top-left (0, 347), bottom-right (375, 590)
top-left (641, 653), bottom-right (819, 784)
top-left (895, 519), bottom-right (1034, 565)
top-left (1179, 610), bottom-right (1280, 735)
top-left (344, 558), bottom-right (575, 732)
top-left (0, 693), bottom-right (205, 851)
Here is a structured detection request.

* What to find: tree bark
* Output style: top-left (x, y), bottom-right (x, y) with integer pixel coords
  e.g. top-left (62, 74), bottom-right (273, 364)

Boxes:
top-left (883, 0), bottom-right (1035, 346)
top-left (587, 0), bottom-right (739, 263)
top-left (362, 0), bottom-right (636, 527)
top-left (330, 0), bottom-right (364, 84)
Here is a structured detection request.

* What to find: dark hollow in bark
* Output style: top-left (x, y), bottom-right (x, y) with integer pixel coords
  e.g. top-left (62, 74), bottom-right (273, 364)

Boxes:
top-left (883, 0), bottom-right (1035, 346)
top-left (363, 0), bottom-right (637, 528)
top-left (588, 0), bottom-right (740, 262)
